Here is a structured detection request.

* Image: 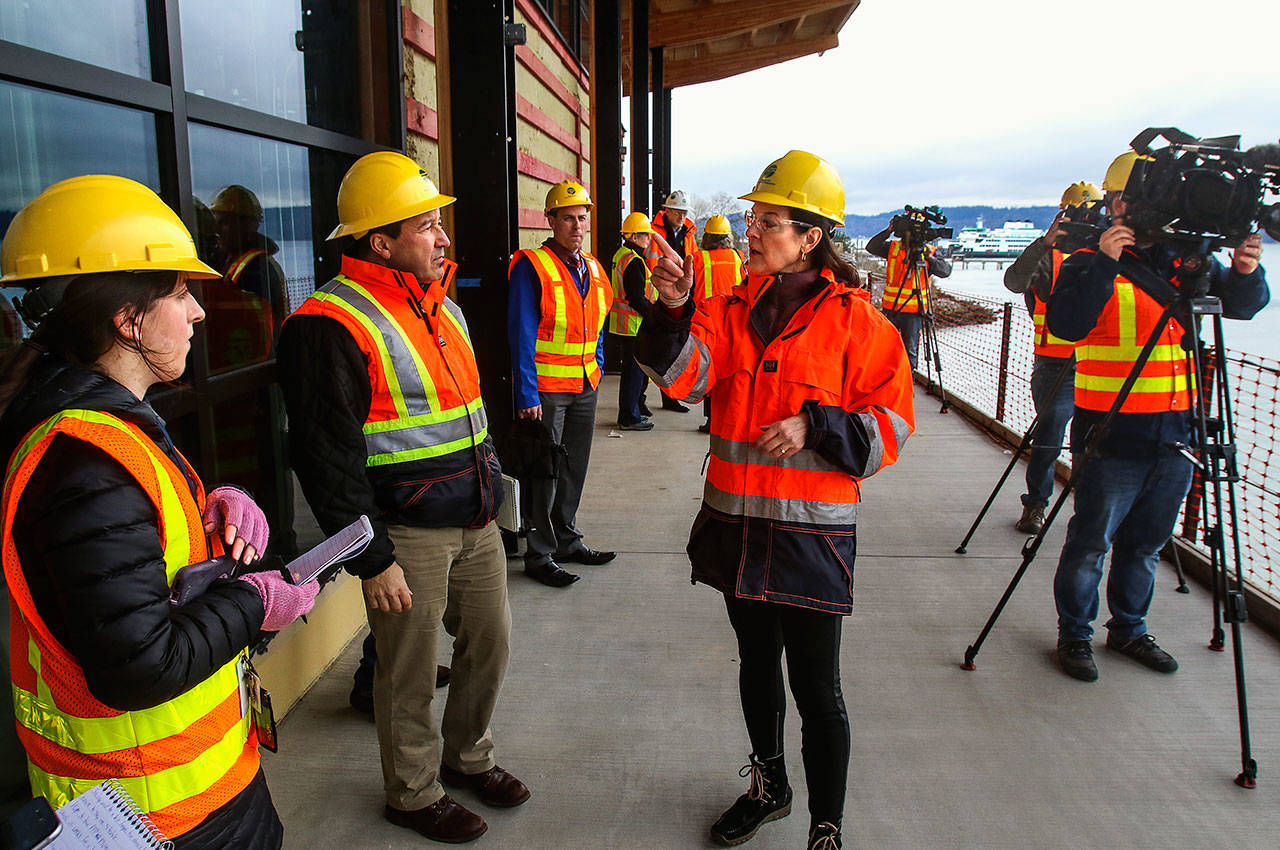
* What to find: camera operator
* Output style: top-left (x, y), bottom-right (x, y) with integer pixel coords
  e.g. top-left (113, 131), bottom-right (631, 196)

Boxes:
top-left (867, 214), bottom-right (952, 368)
top-left (1044, 151), bottom-right (1269, 683)
top-left (1003, 182), bottom-right (1101, 534)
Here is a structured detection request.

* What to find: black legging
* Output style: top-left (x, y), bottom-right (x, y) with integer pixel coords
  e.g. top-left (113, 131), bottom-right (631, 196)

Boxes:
top-left (724, 595), bottom-right (849, 826)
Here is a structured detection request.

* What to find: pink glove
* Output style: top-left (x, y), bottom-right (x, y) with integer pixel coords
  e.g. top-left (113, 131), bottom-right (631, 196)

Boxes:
top-left (203, 486), bottom-right (269, 563)
top-left (239, 572), bottom-right (320, 631)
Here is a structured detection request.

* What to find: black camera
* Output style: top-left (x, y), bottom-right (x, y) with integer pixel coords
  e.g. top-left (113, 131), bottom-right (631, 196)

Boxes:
top-left (1121, 127), bottom-right (1280, 249)
top-left (891, 205), bottom-right (953, 244)
top-left (1054, 200), bottom-right (1108, 254)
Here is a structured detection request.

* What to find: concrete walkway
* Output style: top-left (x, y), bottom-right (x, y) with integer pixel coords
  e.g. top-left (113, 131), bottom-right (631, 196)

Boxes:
top-left (264, 376), bottom-right (1280, 849)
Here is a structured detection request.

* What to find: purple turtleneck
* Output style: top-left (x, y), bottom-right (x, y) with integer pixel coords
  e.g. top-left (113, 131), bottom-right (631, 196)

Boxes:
top-left (752, 267), bottom-right (824, 344)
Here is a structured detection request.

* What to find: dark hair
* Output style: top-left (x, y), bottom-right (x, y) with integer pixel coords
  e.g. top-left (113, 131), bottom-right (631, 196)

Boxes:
top-left (700, 232), bottom-right (732, 250)
top-left (0, 271), bottom-right (180, 416)
top-left (787, 208), bottom-right (862, 289)
top-left (342, 219), bottom-right (405, 261)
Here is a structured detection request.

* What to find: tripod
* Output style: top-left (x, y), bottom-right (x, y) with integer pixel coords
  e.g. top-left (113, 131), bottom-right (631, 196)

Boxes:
top-left (958, 269), bottom-right (1258, 789)
top-left (894, 243), bottom-right (949, 413)
top-left (953, 348), bottom-right (1191, 594)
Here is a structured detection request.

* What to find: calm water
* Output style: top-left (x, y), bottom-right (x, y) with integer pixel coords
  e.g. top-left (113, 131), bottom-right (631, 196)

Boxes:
top-left (942, 263), bottom-right (1280, 361)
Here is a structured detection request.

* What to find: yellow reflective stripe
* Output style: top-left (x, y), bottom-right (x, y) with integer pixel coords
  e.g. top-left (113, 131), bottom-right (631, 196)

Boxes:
top-left (1078, 343), bottom-right (1184, 362)
top-left (13, 655), bottom-right (241, 754)
top-left (551, 287), bottom-right (568, 343)
top-left (701, 252), bottom-right (714, 299)
top-left (528, 248), bottom-right (562, 283)
top-left (28, 705), bottom-right (252, 814)
top-left (312, 291), bottom-right (410, 420)
top-left (535, 339), bottom-right (595, 356)
top-left (438, 301), bottom-right (475, 361)
top-left (1076, 373), bottom-right (1193, 393)
top-left (331, 277), bottom-right (442, 414)
top-left (536, 362), bottom-right (587, 378)
top-left (363, 396), bottom-right (484, 434)
top-left (367, 426), bottom-right (490, 467)
top-left (1116, 281), bottom-right (1137, 343)
top-left (227, 250), bottom-right (265, 282)
top-left (530, 248), bottom-right (571, 344)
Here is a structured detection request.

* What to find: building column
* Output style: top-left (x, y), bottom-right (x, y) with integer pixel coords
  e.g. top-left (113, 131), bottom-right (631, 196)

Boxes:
top-left (592, 0), bottom-right (623, 265)
top-left (629, 0), bottom-right (649, 215)
top-left (650, 45), bottom-right (665, 212)
top-left (447, 0), bottom-right (519, 433)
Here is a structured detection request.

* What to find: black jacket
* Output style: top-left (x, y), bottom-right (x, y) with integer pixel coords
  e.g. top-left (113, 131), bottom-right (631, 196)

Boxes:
top-left (0, 354), bottom-right (275, 849)
top-left (276, 311), bottom-right (502, 580)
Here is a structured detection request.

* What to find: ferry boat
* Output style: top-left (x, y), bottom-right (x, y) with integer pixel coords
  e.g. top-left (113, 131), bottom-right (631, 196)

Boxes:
top-left (952, 218), bottom-right (1043, 259)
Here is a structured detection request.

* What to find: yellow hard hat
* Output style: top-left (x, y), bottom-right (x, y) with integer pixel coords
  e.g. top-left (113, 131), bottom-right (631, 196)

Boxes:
top-left (210, 184), bottom-right (263, 222)
top-left (327, 151), bottom-right (455, 241)
top-left (1059, 181), bottom-right (1102, 209)
top-left (621, 211), bottom-right (652, 235)
top-left (740, 150), bottom-right (845, 226)
top-left (704, 215), bottom-right (732, 236)
top-left (545, 180), bottom-right (593, 214)
top-left (1102, 151), bottom-right (1153, 194)
top-left (0, 175), bottom-right (218, 285)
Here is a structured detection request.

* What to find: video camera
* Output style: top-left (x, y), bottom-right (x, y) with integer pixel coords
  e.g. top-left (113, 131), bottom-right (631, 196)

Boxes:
top-left (891, 205), bottom-right (953, 245)
top-left (1055, 200), bottom-right (1109, 254)
top-left (1121, 127), bottom-right (1280, 250)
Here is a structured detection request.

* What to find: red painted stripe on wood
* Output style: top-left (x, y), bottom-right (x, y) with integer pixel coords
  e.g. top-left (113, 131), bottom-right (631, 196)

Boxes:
top-left (401, 8), bottom-right (436, 60)
top-left (517, 150), bottom-right (576, 185)
top-left (518, 208), bottom-right (549, 229)
top-left (516, 94), bottom-right (581, 155)
top-left (515, 44), bottom-right (587, 126)
top-left (514, 0), bottom-right (589, 88)
top-left (406, 97), bottom-right (438, 139)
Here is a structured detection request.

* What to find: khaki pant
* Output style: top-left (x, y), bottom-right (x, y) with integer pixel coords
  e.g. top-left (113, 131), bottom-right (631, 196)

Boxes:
top-left (368, 522), bottom-right (511, 810)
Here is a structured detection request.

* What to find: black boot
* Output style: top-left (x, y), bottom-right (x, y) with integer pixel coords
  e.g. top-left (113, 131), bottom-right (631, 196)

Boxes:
top-left (807, 821), bottom-right (842, 849)
top-left (709, 753), bottom-right (792, 846)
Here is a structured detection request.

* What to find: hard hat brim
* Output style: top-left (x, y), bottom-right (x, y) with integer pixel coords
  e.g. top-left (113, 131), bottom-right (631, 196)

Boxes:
top-left (739, 190), bottom-right (844, 226)
top-left (326, 193), bottom-right (457, 241)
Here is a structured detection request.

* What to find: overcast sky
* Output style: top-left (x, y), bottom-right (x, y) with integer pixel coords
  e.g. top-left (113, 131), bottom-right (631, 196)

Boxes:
top-left (652, 0), bottom-right (1277, 215)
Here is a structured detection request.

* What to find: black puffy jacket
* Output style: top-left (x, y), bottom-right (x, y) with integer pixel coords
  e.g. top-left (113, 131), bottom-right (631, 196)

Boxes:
top-left (0, 354), bottom-right (279, 848)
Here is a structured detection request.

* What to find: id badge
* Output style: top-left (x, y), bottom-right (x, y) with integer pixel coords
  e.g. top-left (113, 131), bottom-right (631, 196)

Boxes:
top-left (242, 656), bottom-right (279, 753)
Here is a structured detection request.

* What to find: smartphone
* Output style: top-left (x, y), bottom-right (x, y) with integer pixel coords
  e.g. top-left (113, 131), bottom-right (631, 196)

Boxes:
top-left (0, 797), bottom-right (62, 850)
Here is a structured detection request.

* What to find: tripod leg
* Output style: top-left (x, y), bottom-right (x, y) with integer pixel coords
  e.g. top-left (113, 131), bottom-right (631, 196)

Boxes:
top-left (955, 425), bottom-right (1035, 554)
top-left (1166, 537), bottom-right (1190, 593)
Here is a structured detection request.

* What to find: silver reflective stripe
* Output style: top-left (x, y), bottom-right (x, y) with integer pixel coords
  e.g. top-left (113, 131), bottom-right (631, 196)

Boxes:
top-left (326, 278), bottom-right (432, 416)
top-left (709, 434), bottom-right (845, 474)
top-left (365, 403), bottom-right (488, 458)
top-left (640, 334), bottom-right (710, 404)
top-left (442, 297), bottom-right (469, 336)
top-left (703, 481), bottom-right (857, 525)
top-left (856, 412), bottom-right (883, 475)
top-left (877, 404), bottom-right (911, 448)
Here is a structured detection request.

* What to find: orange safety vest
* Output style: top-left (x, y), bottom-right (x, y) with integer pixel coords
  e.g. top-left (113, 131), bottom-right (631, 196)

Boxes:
top-left (289, 256), bottom-right (487, 468)
top-left (608, 245), bottom-right (653, 337)
top-left (509, 246), bottom-right (612, 394)
top-left (3, 410), bottom-right (258, 838)
top-left (881, 241), bottom-right (931, 313)
top-left (226, 249), bottom-right (266, 285)
top-left (643, 210), bottom-right (698, 270)
top-left (665, 268), bottom-right (914, 524)
top-left (1073, 250), bottom-right (1195, 413)
top-left (693, 247), bottom-right (744, 305)
top-left (1031, 249), bottom-right (1076, 358)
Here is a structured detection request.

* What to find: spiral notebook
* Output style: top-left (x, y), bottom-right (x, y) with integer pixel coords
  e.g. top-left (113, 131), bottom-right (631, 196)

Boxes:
top-left (49, 779), bottom-right (171, 849)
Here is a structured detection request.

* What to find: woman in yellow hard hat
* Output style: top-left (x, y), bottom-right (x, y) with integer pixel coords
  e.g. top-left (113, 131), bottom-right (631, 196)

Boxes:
top-left (0, 175), bottom-right (317, 849)
top-left (637, 151), bottom-right (916, 850)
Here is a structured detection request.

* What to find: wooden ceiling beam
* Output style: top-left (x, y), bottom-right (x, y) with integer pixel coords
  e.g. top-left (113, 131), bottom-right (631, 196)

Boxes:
top-left (623, 0), bottom-right (853, 50)
top-left (626, 32), bottom-right (839, 94)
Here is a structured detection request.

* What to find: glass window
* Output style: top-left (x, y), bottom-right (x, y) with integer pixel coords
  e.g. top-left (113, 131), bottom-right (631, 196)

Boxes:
top-left (0, 0), bottom-right (150, 78)
top-left (180, 0), bottom-right (362, 136)
top-left (188, 123), bottom-right (315, 374)
top-left (0, 81), bottom-right (160, 347)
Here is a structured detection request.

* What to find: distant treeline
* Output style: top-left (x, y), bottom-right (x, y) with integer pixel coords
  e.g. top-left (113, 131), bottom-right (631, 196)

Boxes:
top-left (720, 206), bottom-right (1060, 238)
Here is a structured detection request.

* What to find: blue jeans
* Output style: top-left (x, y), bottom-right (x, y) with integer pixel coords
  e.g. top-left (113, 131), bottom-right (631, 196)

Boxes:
top-left (885, 310), bottom-right (922, 370)
top-left (1053, 447), bottom-right (1194, 643)
top-left (615, 334), bottom-right (649, 425)
top-left (1023, 356), bottom-right (1075, 508)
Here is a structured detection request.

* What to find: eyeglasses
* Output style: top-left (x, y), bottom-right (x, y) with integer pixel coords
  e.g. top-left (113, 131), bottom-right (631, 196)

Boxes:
top-left (744, 212), bottom-right (816, 234)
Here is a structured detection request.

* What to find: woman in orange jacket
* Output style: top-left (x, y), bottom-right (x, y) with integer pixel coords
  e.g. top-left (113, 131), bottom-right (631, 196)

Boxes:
top-left (636, 152), bottom-right (915, 850)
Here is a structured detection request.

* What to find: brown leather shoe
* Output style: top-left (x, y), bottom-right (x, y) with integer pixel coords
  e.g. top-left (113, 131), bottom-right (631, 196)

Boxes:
top-left (440, 764), bottom-right (531, 808)
top-left (385, 795), bottom-right (487, 843)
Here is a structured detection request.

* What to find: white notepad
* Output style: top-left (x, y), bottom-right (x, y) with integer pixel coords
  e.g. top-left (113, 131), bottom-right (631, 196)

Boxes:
top-left (49, 780), bottom-right (171, 849)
